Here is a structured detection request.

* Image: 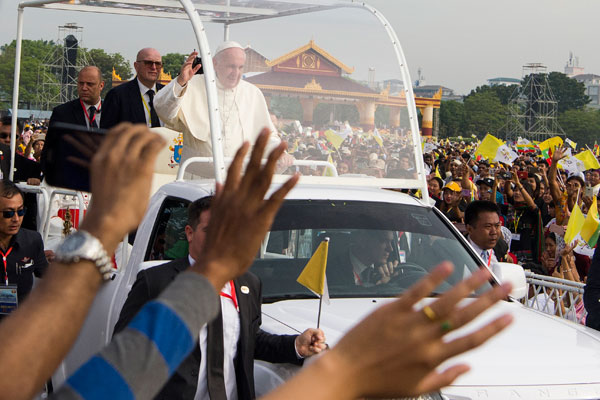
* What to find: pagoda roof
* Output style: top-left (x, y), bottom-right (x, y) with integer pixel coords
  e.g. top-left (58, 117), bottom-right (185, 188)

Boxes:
top-left (266, 40), bottom-right (354, 74)
top-left (245, 70), bottom-right (375, 94)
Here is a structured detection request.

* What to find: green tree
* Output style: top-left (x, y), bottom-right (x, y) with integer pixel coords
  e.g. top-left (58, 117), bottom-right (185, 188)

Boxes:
top-left (313, 103), bottom-right (358, 127)
top-left (162, 53), bottom-right (186, 79)
top-left (547, 71), bottom-right (590, 112)
top-left (462, 91), bottom-right (506, 137)
top-left (468, 84), bottom-right (518, 106)
top-left (270, 96), bottom-right (302, 121)
top-left (439, 100), bottom-right (465, 138)
top-left (374, 105), bottom-right (390, 127)
top-left (84, 48), bottom-right (132, 97)
top-left (0, 39), bottom-right (59, 109)
top-left (558, 109), bottom-right (600, 147)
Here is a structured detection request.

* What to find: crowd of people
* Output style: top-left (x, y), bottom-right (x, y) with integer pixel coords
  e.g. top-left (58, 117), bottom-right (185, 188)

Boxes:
top-left (0, 37), bottom-right (598, 399)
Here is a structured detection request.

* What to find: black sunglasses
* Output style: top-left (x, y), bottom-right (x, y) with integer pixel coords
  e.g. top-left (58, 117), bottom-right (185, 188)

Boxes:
top-left (137, 60), bottom-right (162, 68)
top-left (3, 208), bottom-right (26, 218)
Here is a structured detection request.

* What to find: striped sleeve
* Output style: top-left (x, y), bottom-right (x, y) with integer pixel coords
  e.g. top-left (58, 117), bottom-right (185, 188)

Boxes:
top-left (51, 271), bottom-right (219, 400)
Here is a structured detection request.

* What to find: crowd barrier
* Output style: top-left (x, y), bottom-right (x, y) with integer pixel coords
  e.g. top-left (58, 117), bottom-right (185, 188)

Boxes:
top-left (522, 270), bottom-right (587, 324)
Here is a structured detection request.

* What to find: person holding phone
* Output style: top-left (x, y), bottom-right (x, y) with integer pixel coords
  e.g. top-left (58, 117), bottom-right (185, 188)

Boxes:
top-left (153, 42), bottom-right (281, 168)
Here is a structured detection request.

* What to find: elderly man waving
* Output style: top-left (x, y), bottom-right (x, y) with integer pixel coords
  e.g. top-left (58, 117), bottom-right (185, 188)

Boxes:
top-left (154, 42), bottom-right (281, 167)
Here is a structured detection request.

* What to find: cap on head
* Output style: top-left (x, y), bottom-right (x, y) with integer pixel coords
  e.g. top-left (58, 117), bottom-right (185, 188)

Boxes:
top-left (444, 181), bottom-right (461, 192)
top-left (214, 41), bottom-right (244, 56)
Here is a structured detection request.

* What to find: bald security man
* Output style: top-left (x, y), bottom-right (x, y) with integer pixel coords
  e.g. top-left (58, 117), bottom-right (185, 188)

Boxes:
top-left (101, 47), bottom-right (165, 129)
top-left (48, 66), bottom-right (105, 129)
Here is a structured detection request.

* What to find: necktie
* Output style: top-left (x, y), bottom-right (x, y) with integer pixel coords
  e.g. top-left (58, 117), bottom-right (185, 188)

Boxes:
top-left (361, 267), bottom-right (377, 285)
top-left (206, 306), bottom-right (227, 399)
top-left (146, 89), bottom-right (161, 128)
top-left (88, 106), bottom-right (98, 129)
top-left (481, 250), bottom-right (489, 264)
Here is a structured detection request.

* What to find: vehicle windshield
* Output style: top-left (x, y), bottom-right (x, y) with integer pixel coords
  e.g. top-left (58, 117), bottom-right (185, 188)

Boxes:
top-left (251, 199), bottom-right (492, 302)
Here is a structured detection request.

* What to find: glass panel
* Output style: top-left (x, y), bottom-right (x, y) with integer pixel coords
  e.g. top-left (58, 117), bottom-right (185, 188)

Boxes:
top-left (251, 200), bottom-right (490, 302)
top-left (145, 197), bottom-right (190, 261)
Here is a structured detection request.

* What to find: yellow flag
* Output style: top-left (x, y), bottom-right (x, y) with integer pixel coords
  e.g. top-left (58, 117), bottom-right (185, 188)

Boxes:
top-left (435, 165), bottom-right (442, 180)
top-left (474, 134), bottom-right (503, 160)
top-left (324, 130), bottom-right (344, 150)
top-left (575, 150), bottom-right (600, 171)
top-left (538, 136), bottom-right (563, 152)
top-left (564, 203), bottom-right (585, 244)
top-left (323, 154), bottom-right (335, 177)
top-left (581, 197), bottom-right (600, 247)
top-left (372, 129), bottom-right (383, 148)
top-left (297, 240), bottom-right (330, 303)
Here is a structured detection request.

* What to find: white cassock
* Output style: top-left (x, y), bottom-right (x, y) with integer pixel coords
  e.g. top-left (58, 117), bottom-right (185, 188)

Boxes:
top-left (154, 74), bottom-right (280, 171)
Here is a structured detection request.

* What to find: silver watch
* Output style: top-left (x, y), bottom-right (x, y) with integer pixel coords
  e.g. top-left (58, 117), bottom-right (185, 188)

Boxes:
top-left (55, 230), bottom-right (113, 281)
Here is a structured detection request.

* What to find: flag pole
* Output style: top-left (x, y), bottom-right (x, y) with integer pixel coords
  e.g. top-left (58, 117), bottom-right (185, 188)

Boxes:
top-left (317, 294), bottom-right (323, 329)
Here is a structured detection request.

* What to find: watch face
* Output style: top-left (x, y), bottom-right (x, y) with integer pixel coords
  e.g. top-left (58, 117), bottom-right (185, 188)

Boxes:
top-left (62, 233), bottom-right (86, 252)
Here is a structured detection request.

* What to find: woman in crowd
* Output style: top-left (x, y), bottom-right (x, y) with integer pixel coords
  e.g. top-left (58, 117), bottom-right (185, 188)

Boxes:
top-left (505, 172), bottom-right (544, 263)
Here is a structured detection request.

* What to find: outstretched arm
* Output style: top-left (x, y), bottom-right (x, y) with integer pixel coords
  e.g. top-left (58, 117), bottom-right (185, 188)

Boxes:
top-left (0, 123), bottom-right (165, 400)
top-left (262, 264), bottom-right (512, 400)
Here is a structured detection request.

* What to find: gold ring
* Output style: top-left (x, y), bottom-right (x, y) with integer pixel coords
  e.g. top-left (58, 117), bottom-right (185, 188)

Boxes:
top-left (422, 305), bottom-right (437, 321)
top-left (440, 320), bottom-right (453, 332)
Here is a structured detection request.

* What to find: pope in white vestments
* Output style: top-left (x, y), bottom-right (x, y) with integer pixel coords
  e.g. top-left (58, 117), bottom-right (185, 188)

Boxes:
top-left (154, 41), bottom-right (281, 169)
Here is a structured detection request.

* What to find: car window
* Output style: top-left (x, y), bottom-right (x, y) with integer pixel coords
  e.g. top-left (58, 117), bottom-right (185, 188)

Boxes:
top-left (251, 200), bottom-right (490, 302)
top-left (145, 197), bottom-right (190, 261)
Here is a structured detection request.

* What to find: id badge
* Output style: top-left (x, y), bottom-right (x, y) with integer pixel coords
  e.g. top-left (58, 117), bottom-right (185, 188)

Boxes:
top-left (398, 251), bottom-right (407, 264)
top-left (511, 233), bottom-right (521, 241)
top-left (0, 285), bottom-right (18, 315)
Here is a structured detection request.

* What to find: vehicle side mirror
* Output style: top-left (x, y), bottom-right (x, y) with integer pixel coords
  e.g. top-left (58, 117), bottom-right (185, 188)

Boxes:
top-left (491, 262), bottom-right (527, 300)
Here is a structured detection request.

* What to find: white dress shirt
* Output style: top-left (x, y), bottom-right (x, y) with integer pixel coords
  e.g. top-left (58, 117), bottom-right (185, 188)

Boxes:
top-left (468, 237), bottom-right (498, 266)
top-left (189, 256), bottom-right (240, 400)
top-left (81, 99), bottom-right (102, 128)
top-left (136, 79), bottom-right (162, 127)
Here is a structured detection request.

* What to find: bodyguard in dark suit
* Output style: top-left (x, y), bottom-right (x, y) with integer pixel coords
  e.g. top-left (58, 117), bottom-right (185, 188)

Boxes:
top-left (48, 66), bottom-right (104, 129)
top-left (114, 196), bottom-right (326, 400)
top-left (101, 48), bottom-right (165, 129)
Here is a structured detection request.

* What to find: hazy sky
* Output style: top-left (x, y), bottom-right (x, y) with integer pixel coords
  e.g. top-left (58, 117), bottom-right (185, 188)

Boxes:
top-left (0, 0), bottom-right (597, 95)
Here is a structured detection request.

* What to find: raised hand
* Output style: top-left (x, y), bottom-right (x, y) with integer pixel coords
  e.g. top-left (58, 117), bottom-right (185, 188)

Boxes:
top-left (176, 51), bottom-right (202, 87)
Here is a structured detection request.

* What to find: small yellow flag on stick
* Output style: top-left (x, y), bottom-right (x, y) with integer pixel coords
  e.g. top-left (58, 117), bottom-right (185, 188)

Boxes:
top-left (564, 203), bottom-right (585, 244)
top-left (297, 238), bottom-right (330, 327)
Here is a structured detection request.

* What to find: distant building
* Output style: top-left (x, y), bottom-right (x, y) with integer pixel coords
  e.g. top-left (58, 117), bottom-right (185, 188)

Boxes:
top-left (243, 46), bottom-right (270, 74)
top-left (487, 77), bottom-right (520, 86)
top-left (413, 85), bottom-right (462, 101)
top-left (573, 73), bottom-right (600, 107)
top-left (381, 79), bottom-right (403, 95)
top-left (565, 52), bottom-right (585, 77)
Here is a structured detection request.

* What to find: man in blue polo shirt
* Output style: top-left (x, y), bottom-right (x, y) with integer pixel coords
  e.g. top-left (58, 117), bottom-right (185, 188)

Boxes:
top-left (0, 179), bottom-right (47, 317)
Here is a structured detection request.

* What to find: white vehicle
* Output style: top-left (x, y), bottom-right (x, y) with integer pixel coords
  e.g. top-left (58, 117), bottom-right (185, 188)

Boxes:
top-left (48, 175), bottom-right (600, 400)
top-left (8, 1), bottom-right (600, 399)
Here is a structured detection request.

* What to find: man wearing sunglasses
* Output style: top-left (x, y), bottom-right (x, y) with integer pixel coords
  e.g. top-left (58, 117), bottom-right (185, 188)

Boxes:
top-left (0, 179), bottom-right (47, 319)
top-left (101, 48), bottom-right (165, 129)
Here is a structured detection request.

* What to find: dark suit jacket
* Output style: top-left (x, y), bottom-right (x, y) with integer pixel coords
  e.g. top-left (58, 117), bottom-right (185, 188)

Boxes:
top-left (114, 258), bottom-right (300, 400)
top-left (100, 77), bottom-right (165, 129)
top-left (48, 98), bottom-right (87, 128)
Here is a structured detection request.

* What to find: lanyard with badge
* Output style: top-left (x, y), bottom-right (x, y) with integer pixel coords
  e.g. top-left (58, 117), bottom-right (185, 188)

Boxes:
top-left (140, 93), bottom-right (152, 127)
top-left (80, 99), bottom-right (100, 127)
top-left (512, 211), bottom-right (524, 242)
top-left (0, 247), bottom-right (18, 315)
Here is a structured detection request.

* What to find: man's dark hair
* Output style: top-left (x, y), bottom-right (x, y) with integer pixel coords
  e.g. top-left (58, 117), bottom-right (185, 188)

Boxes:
top-left (464, 200), bottom-right (499, 227)
top-left (187, 195), bottom-right (213, 229)
top-left (0, 179), bottom-right (24, 202)
top-left (1, 116), bottom-right (22, 134)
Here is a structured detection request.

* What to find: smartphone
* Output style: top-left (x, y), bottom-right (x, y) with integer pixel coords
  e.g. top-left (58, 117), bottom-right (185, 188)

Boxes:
top-left (192, 56), bottom-right (204, 75)
top-left (42, 122), bottom-right (106, 192)
top-left (517, 170), bottom-right (528, 180)
top-left (585, 186), bottom-right (595, 198)
top-left (502, 172), bottom-right (512, 180)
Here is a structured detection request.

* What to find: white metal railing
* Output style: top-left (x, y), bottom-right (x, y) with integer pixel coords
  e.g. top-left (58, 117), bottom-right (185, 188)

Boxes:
top-left (522, 271), bottom-right (587, 324)
top-left (16, 183), bottom-right (49, 234)
top-left (176, 157), bottom-right (338, 181)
